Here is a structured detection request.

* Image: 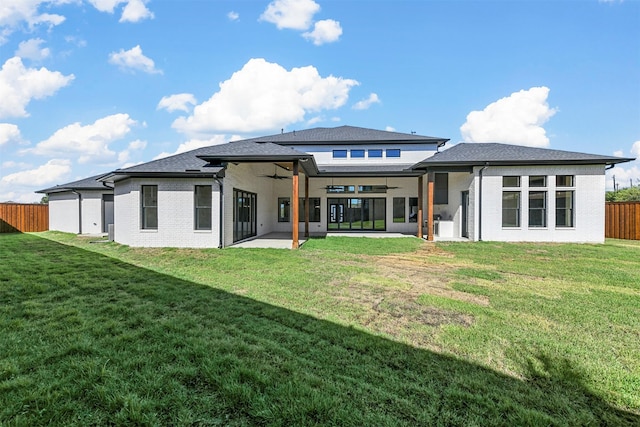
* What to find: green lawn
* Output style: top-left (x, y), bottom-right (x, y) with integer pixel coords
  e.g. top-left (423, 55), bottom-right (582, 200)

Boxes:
top-left (1, 232), bottom-right (638, 426)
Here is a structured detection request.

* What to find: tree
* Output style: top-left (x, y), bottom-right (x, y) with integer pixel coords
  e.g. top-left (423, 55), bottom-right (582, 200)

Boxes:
top-left (40, 196), bottom-right (49, 204)
top-left (606, 185), bottom-right (640, 202)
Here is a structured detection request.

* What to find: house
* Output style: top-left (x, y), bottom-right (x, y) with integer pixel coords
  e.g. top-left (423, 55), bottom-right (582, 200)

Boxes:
top-left (39, 126), bottom-right (633, 247)
top-left (38, 173), bottom-right (114, 235)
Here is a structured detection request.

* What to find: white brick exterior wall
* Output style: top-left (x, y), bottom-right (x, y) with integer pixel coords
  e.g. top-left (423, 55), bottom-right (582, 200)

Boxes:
top-left (49, 190), bottom-right (111, 234)
top-left (110, 163), bottom-right (607, 247)
top-left (49, 192), bottom-right (80, 233)
top-left (114, 178), bottom-right (221, 248)
top-left (476, 165), bottom-right (605, 243)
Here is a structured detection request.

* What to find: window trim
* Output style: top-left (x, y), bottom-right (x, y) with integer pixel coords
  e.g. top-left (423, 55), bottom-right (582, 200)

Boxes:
top-left (555, 190), bottom-right (575, 228)
top-left (141, 185), bottom-right (158, 230)
top-left (502, 191), bottom-right (521, 228)
top-left (528, 190), bottom-right (547, 228)
top-left (194, 185), bottom-right (212, 230)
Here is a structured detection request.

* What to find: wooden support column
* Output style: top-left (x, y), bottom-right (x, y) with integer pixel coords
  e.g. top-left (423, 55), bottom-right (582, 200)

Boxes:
top-left (427, 172), bottom-right (434, 241)
top-left (304, 175), bottom-right (309, 238)
top-left (292, 160), bottom-right (299, 249)
top-left (417, 175), bottom-right (424, 239)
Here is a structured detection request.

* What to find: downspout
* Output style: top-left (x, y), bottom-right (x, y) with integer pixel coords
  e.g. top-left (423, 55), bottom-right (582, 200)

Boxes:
top-left (213, 167), bottom-right (226, 249)
top-left (478, 163), bottom-right (488, 241)
top-left (71, 190), bottom-right (82, 234)
top-left (213, 177), bottom-right (224, 249)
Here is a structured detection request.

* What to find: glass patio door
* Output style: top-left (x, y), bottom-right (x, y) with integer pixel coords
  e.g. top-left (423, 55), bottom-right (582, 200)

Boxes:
top-left (233, 189), bottom-right (257, 242)
top-left (327, 198), bottom-right (385, 231)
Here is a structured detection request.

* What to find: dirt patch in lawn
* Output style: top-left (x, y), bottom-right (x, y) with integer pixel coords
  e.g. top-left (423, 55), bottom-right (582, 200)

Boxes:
top-left (332, 243), bottom-right (488, 347)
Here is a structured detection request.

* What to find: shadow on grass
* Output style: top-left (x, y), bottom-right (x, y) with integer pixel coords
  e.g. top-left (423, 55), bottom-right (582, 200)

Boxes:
top-left (0, 234), bottom-right (637, 426)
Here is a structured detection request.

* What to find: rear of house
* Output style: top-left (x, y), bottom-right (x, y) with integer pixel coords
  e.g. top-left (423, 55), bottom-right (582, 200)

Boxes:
top-left (39, 126), bottom-right (634, 247)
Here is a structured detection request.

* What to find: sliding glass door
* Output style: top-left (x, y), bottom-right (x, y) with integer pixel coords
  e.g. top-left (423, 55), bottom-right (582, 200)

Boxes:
top-left (327, 198), bottom-right (385, 231)
top-left (233, 189), bottom-right (257, 242)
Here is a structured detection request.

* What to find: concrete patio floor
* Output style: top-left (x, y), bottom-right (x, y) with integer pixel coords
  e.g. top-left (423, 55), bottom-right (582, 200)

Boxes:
top-left (229, 231), bottom-right (418, 249)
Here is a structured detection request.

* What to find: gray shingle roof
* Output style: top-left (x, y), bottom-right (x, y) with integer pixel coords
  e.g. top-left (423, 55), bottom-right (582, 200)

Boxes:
top-left (412, 143), bottom-right (634, 169)
top-left (196, 140), bottom-right (312, 159)
top-left (37, 173), bottom-right (112, 194)
top-left (234, 125), bottom-right (449, 146)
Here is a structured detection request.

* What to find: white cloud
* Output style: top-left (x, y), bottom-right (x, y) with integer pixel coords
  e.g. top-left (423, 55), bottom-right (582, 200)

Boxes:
top-left (460, 86), bottom-right (557, 148)
top-left (228, 11), bottom-right (239, 21)
top-left (120, 0), bottom-right (154, 22)
top-left (30, 113), bottom-right (137, 163)
top-left (631, 141), bottom-right (640, 158)
top-left (352, 93), bottom-right (381, 110)
top-left (385, 126), bottom-right (396, 132)
top-left (260, 0), bottom-right (320, 30)
top-left (0, 0), bottom-right (66, 44)
top-left (87, 0), bottom-right (153, 22)
top-left (15, 38), bottom-right (50, 61)
top-left (153, 135), bottom-right (228, 160)
top-left (613, 150), bottom-right (624, 158)
top-left (0, 158), bottom-right (71, 187)
top-left (0, 57), bottom-right (74, 118)
top-left (108, 45), bottom-right (161, 74)
top-left (157, 93), bottom-right (197, 113)
top-left (302, 19), bottom-right (342, 45)
top-left (172, 58), bottom-right (358, 135)
top-left (1, 160), bottom-right (32, 169)
top-left (0, 123), bottom-right (21, 145)
top-left (117, 138), bottom-right (147, 163)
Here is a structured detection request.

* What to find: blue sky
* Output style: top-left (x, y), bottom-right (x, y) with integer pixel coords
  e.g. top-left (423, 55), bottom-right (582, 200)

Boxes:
top-left (1, 0), bottom-right (638, 202)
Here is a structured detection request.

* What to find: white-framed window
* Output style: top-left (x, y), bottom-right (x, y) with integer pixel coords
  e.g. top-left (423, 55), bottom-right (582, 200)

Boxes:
top-left (141, 185), bottom-right (158, 229)
top-left (529, 191), bottom-right (547, 227)
top-left (194, 185), bottom-right (212, 230)
top-left (502, 191), bottom-right (521, 227)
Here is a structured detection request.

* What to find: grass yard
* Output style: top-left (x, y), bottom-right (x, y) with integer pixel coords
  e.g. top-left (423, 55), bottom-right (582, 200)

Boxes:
top-left (1, 232), bottom-right (639, 426)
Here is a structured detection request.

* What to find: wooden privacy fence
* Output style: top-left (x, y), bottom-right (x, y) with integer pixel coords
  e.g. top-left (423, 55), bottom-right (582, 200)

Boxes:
top-left (0, 203), bottom-right (49, 233)
top-left (605, 202), bottom-right (640, 240)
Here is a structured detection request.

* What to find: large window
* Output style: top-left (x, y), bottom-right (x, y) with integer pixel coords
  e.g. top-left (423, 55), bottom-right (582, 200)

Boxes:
top-left (502, 191), bottom-right (520, 227)
top-left (393, 197), bottom-right (405, 223)
top-left (141, 185), bottom-right (158, 229)
top-left (332, 150), bottom-right (347, 158)
top-left (556, 191), bottom-right (574, 227)
top-left (529, 191), bottom-right (547, 227)
top-left (434, 173), bottom-right (448, 204)
top-left (386, 149), bottom-right (401, 158)
top-left (408, 197), bottom-right (418, 223)
top-left (278, 197), bottom-right (290, 222)
top-left (194, 185), bottom-right (212, 230)
top-left (299, 198), bottom-right (321, 222)
top-left (233, 189), bottom-right (256, 242)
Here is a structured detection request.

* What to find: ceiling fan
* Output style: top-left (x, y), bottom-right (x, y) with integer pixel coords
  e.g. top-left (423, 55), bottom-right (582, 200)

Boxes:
top-left (261, 165), bottom-right (291, 180)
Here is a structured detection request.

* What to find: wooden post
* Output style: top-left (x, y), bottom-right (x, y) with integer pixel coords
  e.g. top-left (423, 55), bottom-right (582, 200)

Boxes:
top-left (304, 175), bottom-right (309, 238)
top-left (292, 160), bottom-right (299, 249)
top-left (427, 172), bottom-right (434, 241)
top-left (417, 176), bottom-right (423, 239)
